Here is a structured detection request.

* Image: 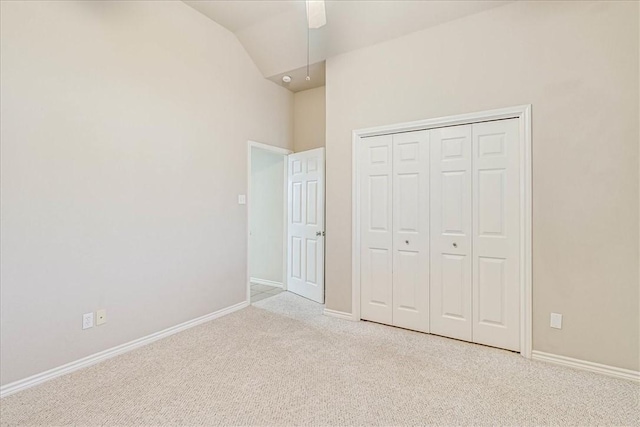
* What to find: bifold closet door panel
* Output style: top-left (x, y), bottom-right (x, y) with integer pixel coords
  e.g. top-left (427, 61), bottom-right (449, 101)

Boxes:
top-left (472, 119), bottom-right (521, 351)
top-left (429, 125), bottom-right (473, 342)
top-left (392, 131), bottom-right (430, 333)
top-left (360, 135), bottom-right (393, 325)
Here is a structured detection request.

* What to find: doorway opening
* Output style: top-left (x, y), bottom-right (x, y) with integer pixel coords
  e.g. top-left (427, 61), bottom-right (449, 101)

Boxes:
top-left (247, 141), bottom-right (291, 304)
top-left (247, 141), bottom-right (326, 305)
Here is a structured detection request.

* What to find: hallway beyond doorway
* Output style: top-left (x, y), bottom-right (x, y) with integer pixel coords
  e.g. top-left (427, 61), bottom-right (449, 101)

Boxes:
top-left (250, 282), bottom-right (283, 303)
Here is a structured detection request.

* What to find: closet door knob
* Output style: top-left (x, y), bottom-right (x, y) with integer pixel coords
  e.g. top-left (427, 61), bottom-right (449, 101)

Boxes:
top-left (453, 242), bottom-right (458, 248)
top-left (405, 240), bottom-right (409, 244)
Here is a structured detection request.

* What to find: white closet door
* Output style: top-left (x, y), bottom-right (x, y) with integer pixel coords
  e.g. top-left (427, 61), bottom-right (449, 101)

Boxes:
top-left (360, 135), bottom-right (393, 324)
top-left (392, 131), bottom-right (430, 332)
top-left (472, 119), bottom-right (520, 351)
top-left (287, 148), bottom-right (325, 304)
top-left (429, 125), bottom-right (473, 341)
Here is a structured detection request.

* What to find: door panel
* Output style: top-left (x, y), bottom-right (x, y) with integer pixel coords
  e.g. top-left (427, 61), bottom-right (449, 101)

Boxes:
top-left (305, 239), bottom-right (318, 284)
top-left (392, 131), bottom-right (430, 332)
top-left (369, 248), bottom-right (392, 305)
top-left (287, 148), bottom-right (325, 303)
top-left (440, 253), bottom-right (467, 320)
top-left (360, 136), bottom-right (393, 324)
top-left (291, 237), bottom-right (302, 280)
top-left (477, 256), bottom-right (506, 325)
top-left (441, 171), bottom-right (466, 234)
top-left (478, 170), bottom-right (506, 236)
top-left (369, 175), bottom-right (390, 230)
top-left (472, 119), bottom-right (520, 351)
top-left (394, 251), bottom-right (419, 309)
top-left (291, 182), bottom-right (302, 224)
top-left (430, 125), bottom-right (473, 341)
top-left (306, 181), bottom-right (318, 225)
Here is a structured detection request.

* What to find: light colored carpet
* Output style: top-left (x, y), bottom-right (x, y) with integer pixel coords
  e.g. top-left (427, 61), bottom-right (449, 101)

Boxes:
top-left (1, 292), bottom-right (638, 426)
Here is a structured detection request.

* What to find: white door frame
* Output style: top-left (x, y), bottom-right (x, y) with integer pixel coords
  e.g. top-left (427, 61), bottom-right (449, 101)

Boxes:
top-left (351, 105), bottom-right (533, 358)
top-left (247, 140), bottom-right (293, 303)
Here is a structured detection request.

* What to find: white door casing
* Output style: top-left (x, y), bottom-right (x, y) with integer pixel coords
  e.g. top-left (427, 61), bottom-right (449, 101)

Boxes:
top-left (392, 131), bottom-right (430, 333)
top-left (429, 125), bottom-right (473, 341)
top-left (472, 119), bottom-right (521, 351)
top-left (287, 148), bottom-right (325, 303)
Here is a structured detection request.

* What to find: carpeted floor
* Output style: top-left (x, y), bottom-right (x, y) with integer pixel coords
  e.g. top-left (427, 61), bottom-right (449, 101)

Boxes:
top-left (1, 292), bottom-right (638, 426)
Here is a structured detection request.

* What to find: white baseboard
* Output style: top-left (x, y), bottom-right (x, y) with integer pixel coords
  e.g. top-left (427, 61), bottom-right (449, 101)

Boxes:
top-left (531, 350), bottom-right (639, 383)
top-left (323, 308), bottom-right (356, 321)
top-left (0, 300), bottom-right (249, 398)
top-left (249, 277), bottom-right (283, 289)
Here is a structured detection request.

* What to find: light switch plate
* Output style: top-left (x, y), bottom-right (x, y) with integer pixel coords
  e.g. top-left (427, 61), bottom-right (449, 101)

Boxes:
top-left (96, 309), bottom-right (106, 326)
top-left (238, 195), bottom-right (246, 205)
top-left (550, 313), bottom-right (562, 329)
top-left (82, 312), bottom-right (94, 330)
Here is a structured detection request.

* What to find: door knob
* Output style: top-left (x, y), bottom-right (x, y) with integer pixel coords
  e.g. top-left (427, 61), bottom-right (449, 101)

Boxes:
top-left (453, 242), bottom-right (458, 248)
top-left (316, 231), bottom-right (322, 236)
top-left (405, 240), bottom-right (409, 244)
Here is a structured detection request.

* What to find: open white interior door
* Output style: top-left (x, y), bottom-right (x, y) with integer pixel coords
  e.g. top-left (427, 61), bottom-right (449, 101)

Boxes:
top-left (287, 148), bottom-right (325, 303)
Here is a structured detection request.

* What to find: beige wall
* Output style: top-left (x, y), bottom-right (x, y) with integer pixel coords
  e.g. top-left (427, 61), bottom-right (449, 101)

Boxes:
top-left (325, 1), bottom-right (639, 370)
top-left (250, 147), bottom-right (285, 284)
top-left (293, 86), bottom-right (326, 152)
top-left (0, 1), bottom-right (293, 385)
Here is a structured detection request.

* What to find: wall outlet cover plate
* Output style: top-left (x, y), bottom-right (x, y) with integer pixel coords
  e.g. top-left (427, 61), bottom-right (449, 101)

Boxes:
top-left (82, 312), bottom-right (94, 330)
top-left (550, 313), bottom-right (563, 329)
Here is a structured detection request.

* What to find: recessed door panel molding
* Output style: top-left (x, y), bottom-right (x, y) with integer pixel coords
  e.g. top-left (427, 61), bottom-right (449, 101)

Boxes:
top-left (440, 253), bottom-right (468, 320)
top-left (441, 171), bottom-right (466, 235)
top-left (305, 239), bottom-right (318, 285)
top-left (478, 170), bottom-right (506, 236)
top-left (430, 125), bottom-right (473, 342)
top-left (397, 173), bottom-right (419, 232)
top-left (292, 182), bottom-right (303, 224)
top-left (307, 157), bottom-right (318, 172)
top-left (369, 248), bottom-right (392, 306)
top-left (360, 135), bottom-right (393, 325)
top-left (477, 256), bottom-right (506, 325)
top-left (287, 148), bottom-right (325, 303)
top-left (292, 159), bottom-right (302, 175)
top-left (369, 175), bottom-right (390, 231)
top-left (394, 250), bottom-right (419, 310)
top-left (291, 237), bottom-right (302, 279)
top-left (306, 180), bottom-right (318, 225)
top-left (472, 119), bottom-right (520, 351)
top-left (392, 131), bottom-right (429, 333)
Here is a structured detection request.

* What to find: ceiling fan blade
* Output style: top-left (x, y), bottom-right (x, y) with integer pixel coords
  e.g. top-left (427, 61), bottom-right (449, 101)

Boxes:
top-left (306, 0), bottom-right (326, 29)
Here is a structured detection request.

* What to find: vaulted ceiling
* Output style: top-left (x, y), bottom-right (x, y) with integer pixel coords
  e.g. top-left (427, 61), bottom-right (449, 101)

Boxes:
top-left (184, 1), bottom-right (510, 91)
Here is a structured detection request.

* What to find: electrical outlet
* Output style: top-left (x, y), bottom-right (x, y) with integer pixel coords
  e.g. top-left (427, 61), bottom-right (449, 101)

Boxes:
top-left (96, 309), bottom-right (106, 326)
top-left (238, 195), bottom-right (246, 205)
top-left (82, 312), bottom-right (94, 330)
top-left (550, 313), bottom-right (562, 329)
